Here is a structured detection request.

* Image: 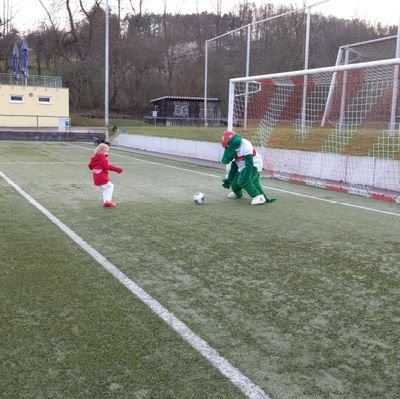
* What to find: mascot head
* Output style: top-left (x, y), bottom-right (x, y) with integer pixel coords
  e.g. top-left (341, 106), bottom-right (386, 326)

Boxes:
top-left (221, 130), bottom-right (242, 164)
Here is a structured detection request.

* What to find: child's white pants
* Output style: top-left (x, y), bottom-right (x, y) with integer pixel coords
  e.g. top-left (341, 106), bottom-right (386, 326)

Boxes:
top-left (100, 181), bottom-right (114, 203)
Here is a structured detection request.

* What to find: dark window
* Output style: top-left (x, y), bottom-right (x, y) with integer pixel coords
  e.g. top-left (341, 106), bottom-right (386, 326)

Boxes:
top-left (10, 95), bottom-right (24, 103)
top-left (38, 96), bottom-right (51, 104)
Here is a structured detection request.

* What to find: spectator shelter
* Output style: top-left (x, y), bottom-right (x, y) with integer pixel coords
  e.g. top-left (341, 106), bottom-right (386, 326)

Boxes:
top-left (146, 96), bottom-right (221, 126)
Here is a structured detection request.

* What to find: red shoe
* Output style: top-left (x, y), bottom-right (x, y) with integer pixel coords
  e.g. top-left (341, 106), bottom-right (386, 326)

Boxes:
top-left (103, 201), bottom-right (116, 208)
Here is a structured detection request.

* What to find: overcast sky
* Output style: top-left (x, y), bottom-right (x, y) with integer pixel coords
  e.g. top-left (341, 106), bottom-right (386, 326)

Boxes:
top-left (8, 0), bottom-right (400, 33)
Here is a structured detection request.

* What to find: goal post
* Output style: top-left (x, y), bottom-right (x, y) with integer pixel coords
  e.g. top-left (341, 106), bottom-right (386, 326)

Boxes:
top-left (227, 58), bottom-right (400, 201)
top-left (322, 35), bottom-right (399, 128)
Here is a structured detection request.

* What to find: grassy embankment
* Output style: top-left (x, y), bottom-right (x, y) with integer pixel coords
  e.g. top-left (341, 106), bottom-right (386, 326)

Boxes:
top-left (71, 114), bottom-right (397, 158)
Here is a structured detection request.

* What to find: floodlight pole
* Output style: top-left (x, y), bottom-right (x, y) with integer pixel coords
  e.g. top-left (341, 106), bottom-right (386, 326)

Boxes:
top-left (105, 0), bottom-right (110, 141)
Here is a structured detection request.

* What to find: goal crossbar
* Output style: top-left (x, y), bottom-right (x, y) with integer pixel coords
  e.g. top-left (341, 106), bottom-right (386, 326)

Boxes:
top-left (230, 57), bottom-right (400, 83)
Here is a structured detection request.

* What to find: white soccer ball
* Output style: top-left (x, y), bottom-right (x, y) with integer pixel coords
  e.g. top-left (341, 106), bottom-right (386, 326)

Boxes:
top-left (193, 192), bottom-right (205, 204)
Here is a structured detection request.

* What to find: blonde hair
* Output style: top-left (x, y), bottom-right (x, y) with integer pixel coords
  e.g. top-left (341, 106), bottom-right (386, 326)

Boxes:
top-left (95, 143), bottom-right (110, 154)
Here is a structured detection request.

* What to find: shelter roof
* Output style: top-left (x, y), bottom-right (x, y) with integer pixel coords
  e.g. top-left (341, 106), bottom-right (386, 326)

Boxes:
top-left (150, 96), bottom-right (220, 102)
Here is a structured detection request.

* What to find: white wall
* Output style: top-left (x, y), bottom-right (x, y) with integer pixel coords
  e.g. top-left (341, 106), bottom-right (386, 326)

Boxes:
top-left (114, 134), bottom-right (400, 195)
top-left (114, 134), bottom-right (224, 162)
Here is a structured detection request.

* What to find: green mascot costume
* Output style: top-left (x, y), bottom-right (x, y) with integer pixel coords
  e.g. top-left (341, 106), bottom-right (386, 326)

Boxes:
top-left (220, 130), bottom-right (276, 205)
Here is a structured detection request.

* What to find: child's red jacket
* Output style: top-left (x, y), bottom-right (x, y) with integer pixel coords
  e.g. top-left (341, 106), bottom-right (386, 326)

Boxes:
top-left (88, 153), bottom-right (123, 186)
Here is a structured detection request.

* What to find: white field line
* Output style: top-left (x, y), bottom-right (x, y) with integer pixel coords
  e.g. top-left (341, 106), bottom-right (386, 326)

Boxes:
top-left (0, 161), bottom-right (90, 164)
top-left (71, 143), bottom-right (220, 177)
top-left (259, 186), bottom-right (400, 217)
top-left (72, 144), bottom-right (400, 219)
top-left (0, 170), bottom-right (270, 399)
top-left (0, 161), bottom-right (140, 164)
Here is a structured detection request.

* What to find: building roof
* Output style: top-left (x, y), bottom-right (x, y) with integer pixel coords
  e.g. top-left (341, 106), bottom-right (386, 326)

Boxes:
top-left (150, 96), bottom-right (220, 103)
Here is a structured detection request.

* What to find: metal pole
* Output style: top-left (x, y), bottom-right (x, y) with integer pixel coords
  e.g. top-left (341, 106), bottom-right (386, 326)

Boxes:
top-left (301, 6), bottom-right (311, 135)
top-left (227, 79), bottom-right (235, 131)
top-left (321, 47), bottom-right (343, 126)
top-left (243, 24), bottom-right (251, 131)
top-left (339, 48), bottom-right (350, 129)
top-left (231, 58), bottom-right (400, 84)
top-left (105, 0), bottom-right (110, 141)
top-left (204, 0), bottom-right (331, 131)
top-left (204, 40), bottom-right (208, 127)
top-left (389, 18), bottom-right (400, 134)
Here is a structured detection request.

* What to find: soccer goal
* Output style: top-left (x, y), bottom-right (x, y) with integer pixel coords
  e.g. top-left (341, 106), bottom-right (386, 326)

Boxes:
top-left (227, 58), bottom-right (400, 201)
top-left (322, 35), bottom-right (399, 128)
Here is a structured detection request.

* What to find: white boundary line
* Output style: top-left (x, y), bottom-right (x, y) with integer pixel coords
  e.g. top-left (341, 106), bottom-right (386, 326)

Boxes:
top-left (260, 186), bottom-right (400, 217)
top-left (0, 161), bottom-right (92, 164)
top-left (0, 170), bottom-right (270, 399)
top-left (72, 143), bottom-right (400, 219)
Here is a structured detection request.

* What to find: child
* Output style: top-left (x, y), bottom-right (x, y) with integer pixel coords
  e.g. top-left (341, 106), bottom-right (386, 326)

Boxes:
top-left (88, 143), bottom-right (123, 208)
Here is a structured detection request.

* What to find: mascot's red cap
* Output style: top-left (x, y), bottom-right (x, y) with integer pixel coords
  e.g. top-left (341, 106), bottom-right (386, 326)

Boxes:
top-left (221, 131), bottom-right (236, 148)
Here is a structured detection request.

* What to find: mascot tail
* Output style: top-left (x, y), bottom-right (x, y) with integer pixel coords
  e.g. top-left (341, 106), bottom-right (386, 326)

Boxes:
top-left (262, 189), bottom-right (276, 203)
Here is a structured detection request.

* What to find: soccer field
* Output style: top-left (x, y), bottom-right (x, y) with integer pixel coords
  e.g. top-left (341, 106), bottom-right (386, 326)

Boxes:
top-left (1, 141), bottom-right (399, 399)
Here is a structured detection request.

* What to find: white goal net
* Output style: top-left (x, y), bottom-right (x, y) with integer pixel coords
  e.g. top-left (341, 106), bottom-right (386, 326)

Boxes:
top-left (228, 58), bottom-right (400, 201)
top-left (337, 35), bottom-right (398, 65)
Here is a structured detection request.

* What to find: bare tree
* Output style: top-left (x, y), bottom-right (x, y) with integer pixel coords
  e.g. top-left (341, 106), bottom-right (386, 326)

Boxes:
top-left (8, 2), bottom-right (390, 115)
top-left (128, 0), bottom-right (144, 34)
top-left (37, 0), bottom-right (72, 61)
